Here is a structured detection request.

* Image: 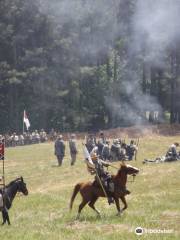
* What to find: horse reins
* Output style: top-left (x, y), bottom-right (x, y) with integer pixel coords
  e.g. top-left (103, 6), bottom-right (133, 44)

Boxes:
top-left (108, 164), bottom-right (137, 183)
top-left (127, 173), bottom-right (136, 183)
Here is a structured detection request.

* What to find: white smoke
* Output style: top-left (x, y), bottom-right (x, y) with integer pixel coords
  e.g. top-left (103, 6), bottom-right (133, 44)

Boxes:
top-left (37, 0), bottom-right (120, 59)
top-left (133, 0), bottom-right (180, 64)
top-left (36, 0), bottom-right (180, 126)
top-left (106, 0), bottom-right (180, 126)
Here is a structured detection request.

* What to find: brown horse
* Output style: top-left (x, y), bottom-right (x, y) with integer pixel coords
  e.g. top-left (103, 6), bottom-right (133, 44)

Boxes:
top-left (70, 163), bottom-right (139, 218)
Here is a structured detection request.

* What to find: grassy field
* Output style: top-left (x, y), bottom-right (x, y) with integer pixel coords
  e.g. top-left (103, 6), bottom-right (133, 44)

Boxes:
top-left (0, 135), bottom-right (180, 240)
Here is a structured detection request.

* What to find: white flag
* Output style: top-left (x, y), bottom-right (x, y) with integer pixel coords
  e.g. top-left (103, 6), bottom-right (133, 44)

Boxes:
top-left (23, 110), bottom-right (30, 130)
top-left (83, 144), bottom-right (95, 174)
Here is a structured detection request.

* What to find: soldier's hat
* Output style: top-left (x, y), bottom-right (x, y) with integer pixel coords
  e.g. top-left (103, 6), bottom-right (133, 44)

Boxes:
top-left (58, 134), bottom-right (63, 139)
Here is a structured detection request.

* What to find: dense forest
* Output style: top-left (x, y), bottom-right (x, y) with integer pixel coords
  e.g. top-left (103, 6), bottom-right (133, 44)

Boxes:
top-left (0, 0), bottom-right (180, 133)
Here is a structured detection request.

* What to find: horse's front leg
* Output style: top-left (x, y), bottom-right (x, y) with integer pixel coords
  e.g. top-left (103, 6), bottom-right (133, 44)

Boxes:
top-left (120, 195), bottom-right (127, 212)
top-left (114, 197), bottom-right (121, 216)
top-left (2, 208), bottom-right (10, 225)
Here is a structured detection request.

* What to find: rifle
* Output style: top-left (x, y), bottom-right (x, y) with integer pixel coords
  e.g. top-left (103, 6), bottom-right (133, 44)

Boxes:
top-left (95, 170), bottom-right (108, 198)
top-left (135, 138), bottom-right (140, 161)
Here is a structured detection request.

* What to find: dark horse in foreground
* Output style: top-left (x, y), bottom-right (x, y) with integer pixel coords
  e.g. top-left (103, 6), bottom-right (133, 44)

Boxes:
top-left (0, 177), bottom-right (28, 225)
top-left (70, 164), bottom-right (139, 218)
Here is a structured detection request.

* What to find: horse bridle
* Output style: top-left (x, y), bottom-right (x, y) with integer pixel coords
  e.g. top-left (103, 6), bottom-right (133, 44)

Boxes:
top-left (16, 180), bottom-right (27, 196)
top-left (107, 163), bottom-right (138, 182)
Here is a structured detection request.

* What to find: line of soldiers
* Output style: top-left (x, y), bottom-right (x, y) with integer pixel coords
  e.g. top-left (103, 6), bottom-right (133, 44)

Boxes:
top-left (1, 130), bottom-right (48, 147)
top-left (143, 142), bottom-right (180, 164)
top-left (85, 132), bottom-right (139, 162)
top-left (54, 131), bottom-right (139, 167)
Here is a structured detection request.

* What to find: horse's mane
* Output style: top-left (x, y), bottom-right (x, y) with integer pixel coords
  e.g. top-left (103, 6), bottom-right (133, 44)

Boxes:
top-left (6, 178), bottom-right (21, 188)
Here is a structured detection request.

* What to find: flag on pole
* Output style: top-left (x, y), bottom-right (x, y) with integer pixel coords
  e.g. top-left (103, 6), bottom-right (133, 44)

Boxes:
top-left (23, 110), bottom-right (30, 130)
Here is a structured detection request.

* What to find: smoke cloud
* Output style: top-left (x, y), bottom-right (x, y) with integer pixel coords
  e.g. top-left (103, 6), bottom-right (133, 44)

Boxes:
top-left (36, 0), bottom-right (180, 126)
top-left (106, 0), bottom-right (180, 126)
top-left (37, 0), bottom-right (120, 60)
top-left (133, 0), bottom-right (180, 64)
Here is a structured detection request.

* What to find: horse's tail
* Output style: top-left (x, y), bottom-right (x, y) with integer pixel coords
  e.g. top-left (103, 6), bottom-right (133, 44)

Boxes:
top-left (70, 183), bottom-right (81, 210)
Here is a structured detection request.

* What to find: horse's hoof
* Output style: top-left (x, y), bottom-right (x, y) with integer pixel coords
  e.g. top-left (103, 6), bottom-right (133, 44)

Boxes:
top-left (116, 212), bottom-right (121, 216)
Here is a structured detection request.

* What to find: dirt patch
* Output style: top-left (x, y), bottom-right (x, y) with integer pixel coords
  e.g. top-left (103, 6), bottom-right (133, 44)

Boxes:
top-left (162, 211), bottom-right (180, 218)
top-left (66, 221), bottom-right (131, 233)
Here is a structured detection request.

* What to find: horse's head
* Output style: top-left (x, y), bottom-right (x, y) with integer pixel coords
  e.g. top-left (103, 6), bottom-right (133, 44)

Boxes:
top-left (16, 177), bottom-right (28, 196)
top-left (118, 163), bottom-right (139, 176)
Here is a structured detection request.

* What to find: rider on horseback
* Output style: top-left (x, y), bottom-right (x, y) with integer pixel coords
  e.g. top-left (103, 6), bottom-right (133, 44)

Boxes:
top-left (84, 144), bottom-right (131, 205)
top-left (90, 146), bottom-right (114, 204)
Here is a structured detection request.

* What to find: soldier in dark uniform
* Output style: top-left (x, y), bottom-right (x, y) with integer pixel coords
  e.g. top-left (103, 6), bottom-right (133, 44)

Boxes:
top-left (97, 131), bottom-right (106, 158)
top-left (126, 140), bottom-right (138, 161)
top-left (102, 140), bottom-right (110, 161)
top-left (54, 135), bottom-right (65, 166)
top-left (69, 134), bottom-right (78, 166)
top-left (110, 139), bottom-right (121, 161)
top-left (86, 133), bottom-right (96, 153)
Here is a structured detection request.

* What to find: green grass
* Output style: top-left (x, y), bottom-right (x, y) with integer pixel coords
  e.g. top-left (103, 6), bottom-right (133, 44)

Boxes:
top-left (0, 136), bottom-right (180, 239)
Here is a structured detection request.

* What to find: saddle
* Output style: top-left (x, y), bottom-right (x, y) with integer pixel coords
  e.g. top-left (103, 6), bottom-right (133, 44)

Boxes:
top-left (93, 176), bottom-right (114, 193)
